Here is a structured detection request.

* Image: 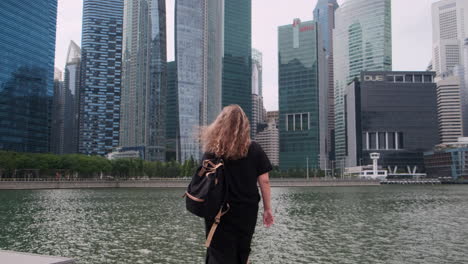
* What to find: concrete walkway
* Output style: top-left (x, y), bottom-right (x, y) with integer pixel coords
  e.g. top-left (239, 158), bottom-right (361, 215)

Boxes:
top-left (0, 250), bottom-right (75, 264)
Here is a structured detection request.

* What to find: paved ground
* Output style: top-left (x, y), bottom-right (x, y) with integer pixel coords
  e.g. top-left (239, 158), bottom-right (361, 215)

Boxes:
top-left (0, 250), bottom-right (75, 264)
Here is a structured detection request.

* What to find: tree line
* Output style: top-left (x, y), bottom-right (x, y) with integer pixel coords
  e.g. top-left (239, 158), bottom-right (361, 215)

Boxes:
top-left (0, 151), bottom-right (326, 179)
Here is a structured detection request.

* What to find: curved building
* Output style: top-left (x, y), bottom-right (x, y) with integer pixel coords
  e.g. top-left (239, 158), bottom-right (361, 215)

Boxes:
top-left (333, 0), bottom-right (392, 167)
top-left (120, 0), bottom-right (167, 161)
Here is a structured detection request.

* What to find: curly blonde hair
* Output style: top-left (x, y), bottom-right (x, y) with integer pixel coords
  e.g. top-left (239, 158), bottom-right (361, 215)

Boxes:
top-left (201, 105), bottom-right (251, 160)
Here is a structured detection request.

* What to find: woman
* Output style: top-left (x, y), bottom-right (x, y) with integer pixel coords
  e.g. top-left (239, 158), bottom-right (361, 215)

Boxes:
top-left (201, 104), bottom-right (274, 264)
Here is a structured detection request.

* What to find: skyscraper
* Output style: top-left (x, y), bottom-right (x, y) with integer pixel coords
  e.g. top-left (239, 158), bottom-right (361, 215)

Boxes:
top-left (175, 0), bottom-right (223, 162)
top-left (278, 19), bottom-right (320, 170)
top-left (333, 0), bottom-right (392, 167)
top-left (166, 61), bottom-right (177, 161)
top-left (51, 41), bottom-right (81, 154)
top-left (51, 68), bottom-right (64, 154)
top-left (431, 0), bottom-right (468, 76)
top-left (251, 48), bottom-right (265, 139)
top-left (0, 0), bottom-right (57, 153)
top-left (222, 0), bottom-right (252, 121)
top-left (120, 0), bottom-right (167, 161)
top-left (314, 0), bottom-right (338, 169)
top-left (346, 71), bottom-right (438, 171)
top-left (79, 0), bottom-right (124, 156)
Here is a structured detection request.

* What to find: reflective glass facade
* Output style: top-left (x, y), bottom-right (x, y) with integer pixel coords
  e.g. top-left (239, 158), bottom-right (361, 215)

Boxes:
top-left (222, 0), bottom-right (252, 121)
top-left (175, 0), bottom-right (223, 162)
top-left (333, 0), bottom-right (392, 167)
top-left (346, 71), bottom-right (439, 171)
top-left (0, 0), bottom-right (57, 153)
top-left (166, 61), bottom-right (177, 161)
top-left (120, 0), bottom-right (167, 161)
top-left (278, 20), bottom-right (320, 170)
top-left (51, 42), bottom-right (81, 154)
top-left (314, 0), bottom-right (338, 169)
top-left (79, 0), bottom-right (124, 156)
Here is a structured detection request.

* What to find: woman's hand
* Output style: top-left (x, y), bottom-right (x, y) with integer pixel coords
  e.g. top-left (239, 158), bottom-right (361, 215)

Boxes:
top-left (263, 208), bottom-right (274, 227)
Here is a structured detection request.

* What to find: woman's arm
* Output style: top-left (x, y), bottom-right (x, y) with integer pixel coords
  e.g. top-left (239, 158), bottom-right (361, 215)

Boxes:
top-left (258, 172), bottom-right (274, 227)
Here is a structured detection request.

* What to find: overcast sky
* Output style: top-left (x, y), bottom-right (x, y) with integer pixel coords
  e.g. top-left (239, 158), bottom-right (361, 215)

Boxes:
top-left (55, 0), bottom-right (437, 111)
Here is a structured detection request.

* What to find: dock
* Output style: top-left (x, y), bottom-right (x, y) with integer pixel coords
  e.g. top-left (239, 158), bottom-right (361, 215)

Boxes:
top-left (0, 250), bottom-right (75, 264)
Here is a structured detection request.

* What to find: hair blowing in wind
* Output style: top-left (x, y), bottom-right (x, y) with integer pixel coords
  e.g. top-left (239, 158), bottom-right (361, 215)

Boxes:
top-left (201, 105), bottom-right (251, 160)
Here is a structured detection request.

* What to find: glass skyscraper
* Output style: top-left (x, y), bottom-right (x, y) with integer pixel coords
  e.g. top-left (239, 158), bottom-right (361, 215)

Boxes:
top-left (79, 0), bottom-right (124, 156)
top-left (120, 0), bottom-right (167, 161)
top-left (222, 0), bottom-right (252, 121)
top-left (333, 0), bottom-right (392, 167)
top-left (278, 19), bottom-right (320, 170)
top-left (175, 0), bottom-right (223, 162)
top-left (51, 41), bottom-right (81, 154)
top-left (0, 0), bottom-right (57, 153)
top-left (314, 0), bottom-right (338, 170)
top-left (166, 61), bottom-right (177, 161)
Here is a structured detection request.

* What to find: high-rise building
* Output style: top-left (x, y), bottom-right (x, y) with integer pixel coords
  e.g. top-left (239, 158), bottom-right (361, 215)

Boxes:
top-left (346, 71), bottom-right (438, 171)
top-left (437, 74), bottom-right (464, 144)
top-left (257, 117), bottom-right (279, 167)
top-left (314, 0), bottom-right (338, 169)
top-left (278, 19), bottom-right (320, 170)
top-left (120, 0), bottom-right (167, 161)
top-left (63, 41), bottom-right (81, 154)
top-left (175, 0), bottom-right (223, 162)
top-left (51, 68), bottom-right (64, 154)
top-left (333, 0), bottom-right (392, 167)
top-left (431, 0), bottom-right (468, 76)
top-left (51, 42), bottom-right (81, 154)
top-left (251, 48), bottom-right (266, 139)
top-left (79, 0), bottom-right (124, 156)
top-left (0, 0), bottom-right (57, 153)
top-left (222, 0), bottom-right (252, 121)
top-left (166, 61), bottom-right (177, 161)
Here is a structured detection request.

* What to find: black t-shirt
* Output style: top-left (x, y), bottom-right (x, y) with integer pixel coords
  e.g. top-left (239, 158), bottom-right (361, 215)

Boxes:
top-left (202, 141), bottom-right (272, 205)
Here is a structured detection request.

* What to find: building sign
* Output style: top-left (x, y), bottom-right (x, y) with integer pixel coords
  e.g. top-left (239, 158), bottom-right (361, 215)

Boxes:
top-left (300, 25), bottom-right (314, 32)
top-left (363, 75), bottom-right (384, 82)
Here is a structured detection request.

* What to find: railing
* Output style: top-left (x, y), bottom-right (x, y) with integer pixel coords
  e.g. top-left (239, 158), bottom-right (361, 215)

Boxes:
top-left (0, 177), bottom-right (378, 182)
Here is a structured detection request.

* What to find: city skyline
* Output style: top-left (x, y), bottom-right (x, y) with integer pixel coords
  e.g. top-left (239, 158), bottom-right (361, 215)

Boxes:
top-left (55, 0), bottom-right (438, 112)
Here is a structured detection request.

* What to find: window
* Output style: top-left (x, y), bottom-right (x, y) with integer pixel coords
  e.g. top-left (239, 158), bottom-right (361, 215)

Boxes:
top-left (405, 75), bottom-right (413, 82)
top-left (295, 114), bottom-right (301, 130)
top-left (386, 75), bottom-right (394, 82)
top-left (302, 113), bottom-right (308, 130)
top-left (414, 75), bottom-right (422, 83)
top-left (397, 132), bottom-right (404, 149)
top-left (369, 132), bottom-right (376, 149)
top-left (388, 132), bottom-right (395, 149)
top-left (395, 76), bottom-right (404, 82)
top-left (424, 75), bottom-right (432, 83)
top-left (287, 114), bottom-right (293, 131)
top-left (378, 132), bottom-right (386, 149)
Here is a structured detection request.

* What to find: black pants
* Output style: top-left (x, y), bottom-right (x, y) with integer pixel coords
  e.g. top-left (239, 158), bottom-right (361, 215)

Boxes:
top-left (205, 203), bottom-right (259, 264)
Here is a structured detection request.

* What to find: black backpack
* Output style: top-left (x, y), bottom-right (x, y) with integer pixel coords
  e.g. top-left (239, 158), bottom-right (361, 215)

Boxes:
top-left (184, 157), bottom-right (230, 247)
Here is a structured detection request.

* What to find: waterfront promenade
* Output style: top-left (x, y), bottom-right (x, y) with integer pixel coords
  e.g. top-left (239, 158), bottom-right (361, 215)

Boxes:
top-left (0, 178), bottom-right (380, 189)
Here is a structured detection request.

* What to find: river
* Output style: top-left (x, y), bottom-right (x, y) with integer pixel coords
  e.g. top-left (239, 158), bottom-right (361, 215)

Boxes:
top-left (1, 186), bottom-right (467, 263)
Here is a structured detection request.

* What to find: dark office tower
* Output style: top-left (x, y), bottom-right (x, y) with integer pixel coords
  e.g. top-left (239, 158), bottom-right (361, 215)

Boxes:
top-left (175, 0), bottom-right (223, 162)
top-left (120, 0), bottom-right (167, 161)
top-left (333, 0), bottom-right (392, 168)
top-left (278, 19), bottom-right (320, 170)
top-left (166, 61), bottom-right (177, 161)
top-left (51, 42), bottom-right (81, 154)
top-left (62, 41), bottom-right (81, 154)
top-left (0, 0), bottom-right (57, 153)
top-left (346, 72), bottom-right (438, 171)
top-left (79, 0), bottom-right (124, 156)
top-left (51, 68), bottom-right (64, 154)
top-left (222, 0), bottom-right (252, 121)
top-left (314, 0), bottom-right (338, 169)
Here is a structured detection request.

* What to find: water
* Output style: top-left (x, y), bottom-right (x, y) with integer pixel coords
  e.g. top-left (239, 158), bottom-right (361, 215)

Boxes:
top-left (1, 186), bottom-right (468, 263)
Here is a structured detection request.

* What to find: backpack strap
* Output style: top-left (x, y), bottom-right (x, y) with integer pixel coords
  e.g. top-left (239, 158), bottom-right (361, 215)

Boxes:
top-left (205, 204), bottom-right (230, 248)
